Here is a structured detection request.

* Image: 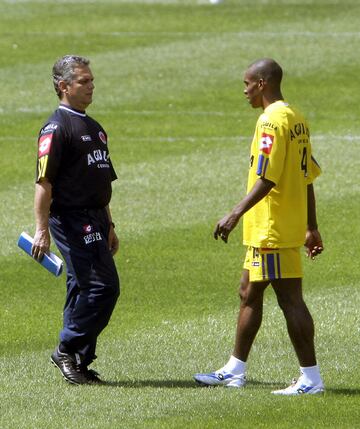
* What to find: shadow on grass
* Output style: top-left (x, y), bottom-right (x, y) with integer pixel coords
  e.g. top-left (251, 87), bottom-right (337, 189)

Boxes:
top-left (100, 379), bottom-right (198, 388)
top-left (247, 379), bottom-right (281, 388)
top-left (250, 381), bottom-right (360, 395)
top-left (98, 378), bottom-right (283, 389)
top-left (325, 387), bottom-right (360, 396)
top-left (95, 378), bottom-right (360, 394)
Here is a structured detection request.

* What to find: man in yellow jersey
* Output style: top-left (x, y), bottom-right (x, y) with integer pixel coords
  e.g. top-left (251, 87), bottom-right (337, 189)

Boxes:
top-left (194, 58), bottom-right (324, 395)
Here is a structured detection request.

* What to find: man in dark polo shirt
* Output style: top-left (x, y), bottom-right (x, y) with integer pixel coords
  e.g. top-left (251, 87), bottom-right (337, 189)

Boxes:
top-left (32, 55), bottom-right (120, 385)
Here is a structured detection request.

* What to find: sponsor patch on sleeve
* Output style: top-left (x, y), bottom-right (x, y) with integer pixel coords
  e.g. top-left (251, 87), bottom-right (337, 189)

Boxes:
top-left (99, 131), bottom-right (107, 145)
top-left (259, 133), bottom-right (274, 155)
top-left (38, 133), bottom-right (53, 157)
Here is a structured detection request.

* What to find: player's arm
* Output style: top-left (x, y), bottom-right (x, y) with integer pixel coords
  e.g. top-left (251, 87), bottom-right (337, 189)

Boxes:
top-left (32, 178), bottom-right (52, 261)
top-left (105, 205), bottom-right (119, 256)
top-left (305, 183), bottom-right (323, 259)
top-left (214, 177), bottom-right (275, 243)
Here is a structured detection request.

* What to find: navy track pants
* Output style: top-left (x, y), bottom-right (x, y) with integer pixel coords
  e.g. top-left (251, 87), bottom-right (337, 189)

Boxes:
top-left (49, 208), bottom-right (120, 366)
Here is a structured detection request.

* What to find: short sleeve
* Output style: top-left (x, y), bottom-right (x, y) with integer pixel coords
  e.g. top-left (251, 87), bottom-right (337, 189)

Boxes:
top-left (306, 155), bottom-right (321, 184)
top-left (36, 122), bottom-right (66, 183)
top-left (256, 119), bottom-right (285, 185)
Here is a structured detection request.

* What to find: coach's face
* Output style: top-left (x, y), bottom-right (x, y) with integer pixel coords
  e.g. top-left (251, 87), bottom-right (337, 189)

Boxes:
top-left (243, 69), bottom-right (263, 109)
top-left (61, 65), bottom-right (95, 111)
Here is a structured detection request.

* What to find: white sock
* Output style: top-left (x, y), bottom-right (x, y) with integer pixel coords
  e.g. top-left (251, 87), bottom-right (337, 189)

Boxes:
top-left (220, 355), bottom-right (246, 375)
top-left (300, 365), bottom-right (322, 385)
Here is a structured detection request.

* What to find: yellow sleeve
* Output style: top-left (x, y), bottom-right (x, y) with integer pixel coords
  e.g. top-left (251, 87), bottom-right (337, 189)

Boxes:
top-left (256, 121), bottom-right (285, 185)
top-left (306, 155), bottom-right (322, 184)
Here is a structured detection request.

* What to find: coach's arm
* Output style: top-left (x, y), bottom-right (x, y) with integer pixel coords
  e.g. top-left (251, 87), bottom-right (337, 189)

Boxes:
top-left (32, 178), bottom-right (52, 261)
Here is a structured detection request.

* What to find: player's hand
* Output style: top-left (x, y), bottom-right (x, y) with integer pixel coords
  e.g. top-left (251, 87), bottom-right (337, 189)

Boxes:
top-left (31, 228), bottom-right (51, 261)
top-left (305, 229), bottom-right (324, 260)
top-left (214, 212), bottom-right (240, 243)
top-left (108, 226), bottom-right (119, 256)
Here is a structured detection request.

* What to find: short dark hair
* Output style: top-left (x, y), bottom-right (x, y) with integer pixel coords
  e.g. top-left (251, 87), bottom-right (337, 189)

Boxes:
top-left (52, 55), bottom-right (90, 98)
top-left (248, 58), bottom-right (283, 86)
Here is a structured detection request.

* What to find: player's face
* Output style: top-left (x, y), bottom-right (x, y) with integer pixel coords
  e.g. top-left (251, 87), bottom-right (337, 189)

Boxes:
top-left (62, 65), bottom-right (95, 111)
top-left (243, 70), bottom-right (263, 109)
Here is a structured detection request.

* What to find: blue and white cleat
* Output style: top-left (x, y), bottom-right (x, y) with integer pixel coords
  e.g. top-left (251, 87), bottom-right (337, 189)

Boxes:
top-left (193, 371), bottom-right (246, 388)
top-left (272, 378), bottom-right (325, 395)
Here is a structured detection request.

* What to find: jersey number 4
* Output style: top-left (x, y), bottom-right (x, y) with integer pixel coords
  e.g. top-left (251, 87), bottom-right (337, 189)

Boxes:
top-left (301, 147), bottom-right (308, 177)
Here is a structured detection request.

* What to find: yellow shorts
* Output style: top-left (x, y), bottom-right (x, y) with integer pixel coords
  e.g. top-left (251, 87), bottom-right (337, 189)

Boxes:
top-left (243, 246), bottom-right (303, 282)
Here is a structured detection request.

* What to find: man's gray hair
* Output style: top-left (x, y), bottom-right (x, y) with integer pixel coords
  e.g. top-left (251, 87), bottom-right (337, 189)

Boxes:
top-left (52, 55), bottom-right (90, 98)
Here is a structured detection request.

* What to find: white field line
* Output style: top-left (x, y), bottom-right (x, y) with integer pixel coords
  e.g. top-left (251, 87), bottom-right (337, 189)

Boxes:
top-left (0, 108), bottom-right (238, 116)
top-left (117, 110), bottom-right (236, 116)
top-left (3, 107), bottom-right (360, 119)
top-left (2, 108), bottom-right (360, 120)
top-left (1, 135), bottom-right (360, 143)
top-left (16, 31), bottom-right (360, 38)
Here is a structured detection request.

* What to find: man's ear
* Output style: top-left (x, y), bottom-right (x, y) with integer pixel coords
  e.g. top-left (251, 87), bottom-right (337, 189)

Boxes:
top-left (58, 80), bottom-right (68, 95)
top-left (258, 78), bottom-right (265, 91)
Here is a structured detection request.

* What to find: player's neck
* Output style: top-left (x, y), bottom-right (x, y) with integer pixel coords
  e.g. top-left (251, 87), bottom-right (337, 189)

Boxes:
top-left (262, 92), bottom-right (283, 109)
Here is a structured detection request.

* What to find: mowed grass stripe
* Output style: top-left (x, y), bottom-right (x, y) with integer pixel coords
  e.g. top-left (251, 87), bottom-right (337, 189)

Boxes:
top-left (1, 286), bottom-right (360, 429)
top-left (1, 286), bottom-right (359, 379)
top-left (1, 133), bottom-right (358, 256)
top-left (0, 136), bottom-right (360, 256)
top-left (0, 29), bottom-right (359, 111)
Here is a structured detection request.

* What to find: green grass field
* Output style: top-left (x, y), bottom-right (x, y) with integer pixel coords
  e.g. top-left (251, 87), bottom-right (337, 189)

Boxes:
top-left (1, 0), bottom-right (360, 427)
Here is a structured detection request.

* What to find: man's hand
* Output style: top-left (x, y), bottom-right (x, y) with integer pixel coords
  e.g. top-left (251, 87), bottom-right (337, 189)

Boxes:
top-left (214, 178), bottom-right (274, 244)
top-left (214, 212), bottom-right (240, 243)
top-left (305, 229), bottom-right (324, 259)
top-left (31, 228), bottom-right (51, 261)
top-left (108, 226), bottom-right (119, 256)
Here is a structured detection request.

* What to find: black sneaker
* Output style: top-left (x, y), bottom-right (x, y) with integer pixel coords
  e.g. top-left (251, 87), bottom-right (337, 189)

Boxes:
top-left (50, 348), bottom-right (89, 385)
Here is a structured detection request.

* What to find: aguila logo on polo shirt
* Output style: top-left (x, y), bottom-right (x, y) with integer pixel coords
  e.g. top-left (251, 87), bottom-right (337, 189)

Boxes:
top-left (259, 133), bottom-right (274, 154)
top-left (38, 133), bottom-right (53, 157)
top-left (99, 131), bottom-right (107, 145)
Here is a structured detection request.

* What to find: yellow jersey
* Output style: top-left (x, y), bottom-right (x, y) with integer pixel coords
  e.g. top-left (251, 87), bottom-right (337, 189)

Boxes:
top-left (243, 100), bottom-right (321, 248)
